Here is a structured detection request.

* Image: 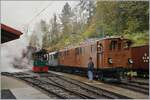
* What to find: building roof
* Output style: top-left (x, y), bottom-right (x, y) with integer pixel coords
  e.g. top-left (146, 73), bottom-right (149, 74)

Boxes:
top-left (1, 24), bottom-right (23, 43)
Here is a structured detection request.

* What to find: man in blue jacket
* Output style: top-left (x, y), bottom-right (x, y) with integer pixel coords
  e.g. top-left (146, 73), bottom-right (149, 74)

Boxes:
top-left (87, 57), bottom-right (94, 82)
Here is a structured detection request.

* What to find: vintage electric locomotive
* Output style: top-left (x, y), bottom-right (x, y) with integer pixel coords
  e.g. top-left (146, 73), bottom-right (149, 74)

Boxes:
top-left (46, 37), bottom-right (133, 81)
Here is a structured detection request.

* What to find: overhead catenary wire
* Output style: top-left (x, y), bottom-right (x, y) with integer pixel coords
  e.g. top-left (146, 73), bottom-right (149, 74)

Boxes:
top-left (22, 1), bottom-right (54, 33)
top-left (26, 1), bottom-right (54, 25)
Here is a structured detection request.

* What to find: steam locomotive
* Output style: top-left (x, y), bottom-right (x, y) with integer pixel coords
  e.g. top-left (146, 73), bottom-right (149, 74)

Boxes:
top-left (32, 49), bottom-right (48, 72)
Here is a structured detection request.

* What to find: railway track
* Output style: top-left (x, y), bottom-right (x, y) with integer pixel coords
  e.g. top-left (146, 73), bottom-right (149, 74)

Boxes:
top-left (3, 72), bottom-right (148, 98)
top-left (2, 72), bottom-right (131, 99)
top-left (45, 72), bottom-right (149, 96)
top-left (46, 76), bottom-right (109, 99)
top-left (2, 72), bottom-right (89, 99)
top-left (40, 72), bottom-right (131, 99)
top-left (110, 82), bottom-right (149, 95)
top-left (121, 81), bottom-right (149, 90)
top-left (129, 80), bottom-right (149, 86)
top-left (21, 77), bottom-right (92, 99)
top-left (47, 72), bottom-right (149, 95)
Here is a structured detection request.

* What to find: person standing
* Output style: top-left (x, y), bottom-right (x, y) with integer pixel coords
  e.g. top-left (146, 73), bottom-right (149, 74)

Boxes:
top-left (87, 57), bottom-right (94, 82)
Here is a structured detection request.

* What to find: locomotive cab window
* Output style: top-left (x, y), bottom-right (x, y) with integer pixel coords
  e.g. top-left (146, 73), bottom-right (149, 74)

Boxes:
top-left (110, 40), bottom-right (117, 50)
top-left (98, 43), bottom-right (103, 50)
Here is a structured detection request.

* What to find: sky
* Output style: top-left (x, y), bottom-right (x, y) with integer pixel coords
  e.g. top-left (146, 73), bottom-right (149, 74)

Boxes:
top-left (1, 0), bottom-right (79, 32)
top-left (1, 0), bottom-right (79, 72)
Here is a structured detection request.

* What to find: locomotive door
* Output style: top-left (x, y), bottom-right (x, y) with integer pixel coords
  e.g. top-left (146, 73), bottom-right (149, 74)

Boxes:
top-left (97, 43), bottom-right (103, 68)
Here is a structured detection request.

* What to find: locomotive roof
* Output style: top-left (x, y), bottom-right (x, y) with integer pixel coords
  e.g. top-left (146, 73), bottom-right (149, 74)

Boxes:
top-left (59, 36), bottom-right (131, 52)
top-left (48, 51), bottom-right (58, 55)
top-left (131, 44), bottom-right (149, 48)
top-left (33, 49), bottom-right (47, 55)
top-left (96, 36), bottom-right (131, 41)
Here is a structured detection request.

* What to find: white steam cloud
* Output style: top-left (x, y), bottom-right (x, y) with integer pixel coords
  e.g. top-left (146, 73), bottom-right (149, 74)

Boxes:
top-left (1, 33), bottom-right (33, 72)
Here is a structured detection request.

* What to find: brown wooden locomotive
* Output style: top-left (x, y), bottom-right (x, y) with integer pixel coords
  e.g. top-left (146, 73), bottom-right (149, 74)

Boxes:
top-left (57, 37), bottom-right (133, 81)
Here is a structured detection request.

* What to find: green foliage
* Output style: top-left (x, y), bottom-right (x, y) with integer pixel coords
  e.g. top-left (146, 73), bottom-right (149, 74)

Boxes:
top-left (124, 31), bottom-right (149, 46)
top-left (30, 1), bottom-right (149, 51)
top-left (83, 1), bottom-right (149, 45)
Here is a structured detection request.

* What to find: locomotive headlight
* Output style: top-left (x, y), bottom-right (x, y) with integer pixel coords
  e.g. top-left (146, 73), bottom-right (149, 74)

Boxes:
top-left (128, 58), bottom-right (133, 64)
top-left (108, 58), bottom-right (113, 64)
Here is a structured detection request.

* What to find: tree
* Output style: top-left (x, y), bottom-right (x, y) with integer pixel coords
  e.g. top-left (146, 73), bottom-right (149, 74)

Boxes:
top-left (78, 0), bottom-right (95, 25)
top-left (118, 1), bottom-right (149, 34)
top-left (50, 14), bottom-right (60, 39)
top-left (40, 20), bottom-right (49, 48)
top-left (60, 2), bottom-right (74, 34)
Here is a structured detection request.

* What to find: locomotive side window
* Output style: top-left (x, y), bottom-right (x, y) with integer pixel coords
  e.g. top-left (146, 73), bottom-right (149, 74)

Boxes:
top-left (91, 45), bottom-right (94, 53)
top-left (63, 51), bottom-right (65, 56)
top-left (79, 47), bottom-right (82, 54)
top-left (110, 41), bottom-right (117, 50)
top-left (97, 43), bottom-right (103, 53)
top-left (47, 54), bottom-right (49, 61)
top-left (118, 43), bottom-right (121, 50)
top-left (50, 55), bottom-right (52, 60)
top-left (59, 52), bottom-right (61, 57)
top-left (75, 47), bottom-right (82, 55)
top-left (82, 47), bottom-right (84, 55)
top-left (54, 53), bottom-right (58, 59)
top-left (75, 48), bottom-right (79, 55)
top-left (49, 55), bottom-right (50, 60)
top-left (64, 51), bottom-right (66, 56)
top-left (65, 51), bottom-right (67, 56)
top-left (67, 51), bottom-right (69, 55)
top-left (123, 41), bottom-right (131, 49)
top-left (91, 45), bottom-right (95, 53)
